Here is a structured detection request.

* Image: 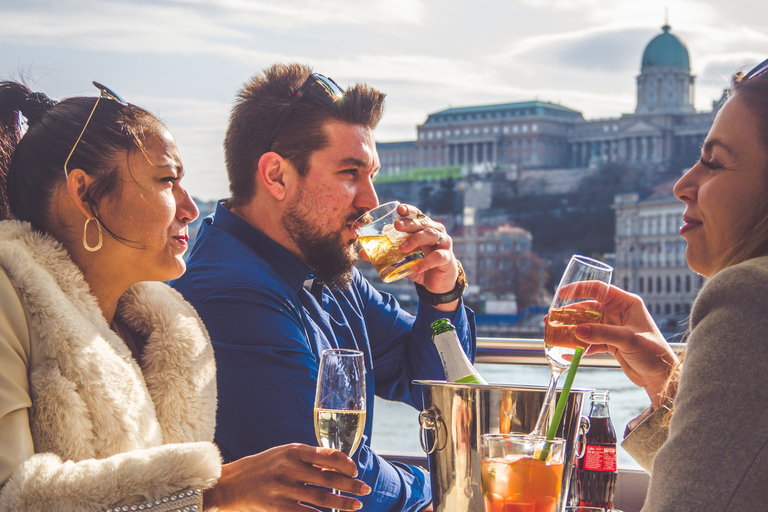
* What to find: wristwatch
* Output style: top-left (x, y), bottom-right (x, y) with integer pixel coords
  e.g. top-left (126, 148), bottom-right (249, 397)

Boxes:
top-left (415, 260), bottom-right (468, 306)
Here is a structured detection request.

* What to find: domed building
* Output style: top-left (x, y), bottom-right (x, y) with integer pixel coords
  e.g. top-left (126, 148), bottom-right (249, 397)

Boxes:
top-left (636, 24), bottom-right (695, 114)
top-left (373, 24), bottom-right (716, 319)
top-left (377, 24), bottom-right (717, 178)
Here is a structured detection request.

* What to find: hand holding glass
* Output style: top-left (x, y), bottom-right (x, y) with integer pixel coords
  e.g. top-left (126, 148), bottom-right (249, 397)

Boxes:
top-left (314, 349), bottom-right (367, 511)
top-left (353, 201), bottom-right (425, 283)
top-left (532, 255), bottom-right (613, 436)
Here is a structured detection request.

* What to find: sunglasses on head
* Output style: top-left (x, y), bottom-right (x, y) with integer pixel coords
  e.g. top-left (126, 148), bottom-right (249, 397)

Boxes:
top-left (63, 81), bottom-right (127, 178)
top-left (743, 58), bottom-right (768, 82)
top-left (264, 72), bottom-right (344, 153)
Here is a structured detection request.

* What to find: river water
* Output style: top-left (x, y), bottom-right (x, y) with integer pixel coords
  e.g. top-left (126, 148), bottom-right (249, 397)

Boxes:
top-left (372, 363), bottom-right (648, 470)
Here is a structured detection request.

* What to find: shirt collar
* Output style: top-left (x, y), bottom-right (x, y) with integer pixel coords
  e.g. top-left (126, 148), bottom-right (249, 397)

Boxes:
top-left (211, 201), bottom-right (313, 292)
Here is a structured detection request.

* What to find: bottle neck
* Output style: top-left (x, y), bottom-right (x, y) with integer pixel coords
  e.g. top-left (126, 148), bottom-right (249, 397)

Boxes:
top-left (589, 401), bottom-right (611, 418)
top-left (589, 391), bottom-right (611, 418)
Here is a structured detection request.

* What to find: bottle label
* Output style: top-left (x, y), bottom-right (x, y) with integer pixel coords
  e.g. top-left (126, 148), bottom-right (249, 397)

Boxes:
top-left (582, 445), bottom-right (617, 472)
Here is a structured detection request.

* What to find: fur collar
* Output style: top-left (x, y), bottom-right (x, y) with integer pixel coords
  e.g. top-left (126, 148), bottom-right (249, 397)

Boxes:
top-left (0, 221), bottom-right (216, 460)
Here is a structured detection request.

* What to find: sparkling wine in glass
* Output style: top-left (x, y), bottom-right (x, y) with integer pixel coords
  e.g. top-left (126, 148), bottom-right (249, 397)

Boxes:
top-left (531, 255), bottom-right (613, 436)
top-left (314, 348), bottom-right (366, 510)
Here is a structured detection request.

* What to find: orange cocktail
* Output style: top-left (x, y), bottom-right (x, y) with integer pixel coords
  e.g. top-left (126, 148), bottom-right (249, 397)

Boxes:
top-left (481, 435), bottom-right (566, 512)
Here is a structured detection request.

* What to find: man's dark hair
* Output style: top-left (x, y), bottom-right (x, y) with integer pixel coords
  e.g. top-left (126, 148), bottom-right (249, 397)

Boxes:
top-left (224, 63), bottom-right (386, 208)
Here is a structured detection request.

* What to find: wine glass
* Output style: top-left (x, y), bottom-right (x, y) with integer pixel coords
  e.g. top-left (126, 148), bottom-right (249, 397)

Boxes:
top-left (314, 348), bottom-right (366, 510)
top-left (532, 255), bottom-right (613, 436)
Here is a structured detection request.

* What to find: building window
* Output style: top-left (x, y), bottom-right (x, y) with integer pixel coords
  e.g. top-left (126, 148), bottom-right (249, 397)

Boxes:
top-left (685, 275), bottom-right (691, 292)
top-left (648, 277), bottom-right (653, 293)
top-left (657, 276), bottom-right (662, 292)
top-left (666, 276), bottom-right (671, 293)
top-left (675, 275), bottom-right (681, 293)
top-left (623, 277), bottom-right (629, 290)
top-left (639, 278), bottom-right (644, 293)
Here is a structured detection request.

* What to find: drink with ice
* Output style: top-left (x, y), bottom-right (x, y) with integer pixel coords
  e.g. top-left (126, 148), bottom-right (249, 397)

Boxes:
top-left (353, 201), bottom-right (424, 283)
top-left (357, 222), bottom-right (423, 282)
top-left (481, 434), bottom-right (566, 512)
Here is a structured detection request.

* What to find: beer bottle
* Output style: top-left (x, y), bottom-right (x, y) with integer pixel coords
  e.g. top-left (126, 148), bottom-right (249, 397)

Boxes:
top-left (576, 390), bottom-right (618, 509)
top-left (430, 319), bottom-right (487, 384)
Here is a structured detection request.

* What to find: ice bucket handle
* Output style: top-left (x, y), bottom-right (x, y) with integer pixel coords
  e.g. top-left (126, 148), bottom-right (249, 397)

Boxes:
top-left (575, 416), bottom-right (591, 459)
top-left (419, 406), bottom-right (446, 454)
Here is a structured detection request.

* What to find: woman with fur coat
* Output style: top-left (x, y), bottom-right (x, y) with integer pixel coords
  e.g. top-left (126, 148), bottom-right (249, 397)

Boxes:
top-left (0, 81), bottom-right (369, 512)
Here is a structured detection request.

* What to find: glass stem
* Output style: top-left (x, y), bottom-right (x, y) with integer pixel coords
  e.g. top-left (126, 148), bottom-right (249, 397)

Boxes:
top-left (532, 367), bottom-right (566, 436)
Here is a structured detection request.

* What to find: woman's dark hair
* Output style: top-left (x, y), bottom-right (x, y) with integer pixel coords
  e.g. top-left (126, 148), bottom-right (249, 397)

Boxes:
top-left (0, 81), bottom-right (161, 237)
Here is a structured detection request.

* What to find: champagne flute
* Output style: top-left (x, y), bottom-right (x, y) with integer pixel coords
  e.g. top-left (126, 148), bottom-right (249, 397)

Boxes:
top-left (531, 255), bottom-right (613, 436)
top-left (314, 348), bottom-right (366, 511)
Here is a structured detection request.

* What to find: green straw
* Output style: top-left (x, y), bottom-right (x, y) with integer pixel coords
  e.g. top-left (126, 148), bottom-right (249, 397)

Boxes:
top-left (539, 346), bottom-right (585, 461)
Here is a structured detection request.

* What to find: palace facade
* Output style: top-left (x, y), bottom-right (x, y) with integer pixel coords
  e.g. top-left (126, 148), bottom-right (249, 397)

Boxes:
top-left (378, 25), bottom-right (717, 178)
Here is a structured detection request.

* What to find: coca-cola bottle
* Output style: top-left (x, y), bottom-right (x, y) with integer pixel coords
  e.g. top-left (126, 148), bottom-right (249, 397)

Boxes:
top-left (576, 390), bottom-right (618, 509)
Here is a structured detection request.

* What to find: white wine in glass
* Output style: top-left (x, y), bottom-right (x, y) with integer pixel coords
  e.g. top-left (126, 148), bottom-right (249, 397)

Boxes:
top-left (532, 255), bottom-right (613, 436)
top-left (314, 348), bottom-right (366, 512)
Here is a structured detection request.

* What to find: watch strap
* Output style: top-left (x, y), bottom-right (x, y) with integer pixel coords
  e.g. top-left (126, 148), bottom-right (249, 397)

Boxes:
top-left (415, 261), bottom-right (467, 306)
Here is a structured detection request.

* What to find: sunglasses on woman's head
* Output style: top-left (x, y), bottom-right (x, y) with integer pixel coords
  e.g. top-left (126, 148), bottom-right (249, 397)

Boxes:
top-left (63, 81), bottom-right (127, 178)
top-left (743, 58), bottom-right (768, 82)
top-left (264, 72), bottom-right (344, 153)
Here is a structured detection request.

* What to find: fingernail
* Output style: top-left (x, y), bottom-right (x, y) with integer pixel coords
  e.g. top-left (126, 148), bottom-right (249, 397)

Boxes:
top-left (353, 500), bottom-right (364, 510)
top-left (575, 324), bottom-right (591, 337)
top-left (361, 484), bottom-right (372, 495)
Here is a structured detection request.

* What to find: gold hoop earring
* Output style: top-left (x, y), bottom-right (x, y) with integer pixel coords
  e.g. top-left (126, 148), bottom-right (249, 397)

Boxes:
top-left (83, 218), bottom-right (103, 252)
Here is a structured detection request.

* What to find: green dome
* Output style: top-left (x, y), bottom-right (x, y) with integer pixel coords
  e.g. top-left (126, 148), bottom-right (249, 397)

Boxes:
top-left (642, 25), bottom-right (690, 69)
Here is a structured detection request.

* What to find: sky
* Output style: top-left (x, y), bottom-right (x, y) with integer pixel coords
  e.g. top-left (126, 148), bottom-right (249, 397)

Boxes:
top-left (1, 0), bottom-right (766, 201)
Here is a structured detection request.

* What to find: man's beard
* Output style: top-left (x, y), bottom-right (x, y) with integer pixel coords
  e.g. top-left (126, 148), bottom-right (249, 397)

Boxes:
top-left (282, 195), bottom-right (360, 289)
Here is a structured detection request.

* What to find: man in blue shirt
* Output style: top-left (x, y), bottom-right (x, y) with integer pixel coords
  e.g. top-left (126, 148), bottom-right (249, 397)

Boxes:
top-left (172, 63), bottom-right (476, 512)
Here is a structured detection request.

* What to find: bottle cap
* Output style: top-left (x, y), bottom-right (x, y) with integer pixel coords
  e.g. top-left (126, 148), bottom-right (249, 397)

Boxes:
top-left (591, 389), bottom-right (610, 401)
top-left (430, 318), bottom-right (456, 336)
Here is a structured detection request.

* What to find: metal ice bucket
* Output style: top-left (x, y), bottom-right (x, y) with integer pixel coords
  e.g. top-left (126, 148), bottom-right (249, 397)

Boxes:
top-left (416, 381), bottom-right (589, 512)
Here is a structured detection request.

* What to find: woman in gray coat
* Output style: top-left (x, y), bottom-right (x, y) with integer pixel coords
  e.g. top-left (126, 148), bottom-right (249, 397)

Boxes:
top-left (0, 81), bottom-right (369, 512)
top-left (551, 58), bottom-right (768, 511)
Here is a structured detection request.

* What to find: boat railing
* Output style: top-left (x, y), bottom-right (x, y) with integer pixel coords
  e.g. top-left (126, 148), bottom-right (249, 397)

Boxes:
top-left (475, 337), bottom-right (686, 367)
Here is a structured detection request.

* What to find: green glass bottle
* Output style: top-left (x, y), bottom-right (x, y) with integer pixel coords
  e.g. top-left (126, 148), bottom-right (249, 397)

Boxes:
top-left (430, 319), bottom-right (488, 384)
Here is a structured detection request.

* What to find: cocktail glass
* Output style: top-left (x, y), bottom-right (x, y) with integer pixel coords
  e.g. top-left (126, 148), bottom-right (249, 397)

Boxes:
top-left (481, 434), bottom-right (567, 512)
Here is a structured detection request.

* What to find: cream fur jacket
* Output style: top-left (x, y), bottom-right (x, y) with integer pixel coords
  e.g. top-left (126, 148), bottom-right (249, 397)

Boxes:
top-left (0, 221), bottom-right (221, 512)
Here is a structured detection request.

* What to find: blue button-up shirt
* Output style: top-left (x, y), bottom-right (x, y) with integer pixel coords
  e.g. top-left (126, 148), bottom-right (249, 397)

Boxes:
top-left (172, 202), bottom-right (476, 512)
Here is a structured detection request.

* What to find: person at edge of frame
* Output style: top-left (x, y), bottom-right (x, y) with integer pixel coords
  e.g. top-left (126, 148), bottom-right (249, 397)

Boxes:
top-left (171, 63), bottom-right (477, 512)
top-left (0, 79), bottom-right (371, 512)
